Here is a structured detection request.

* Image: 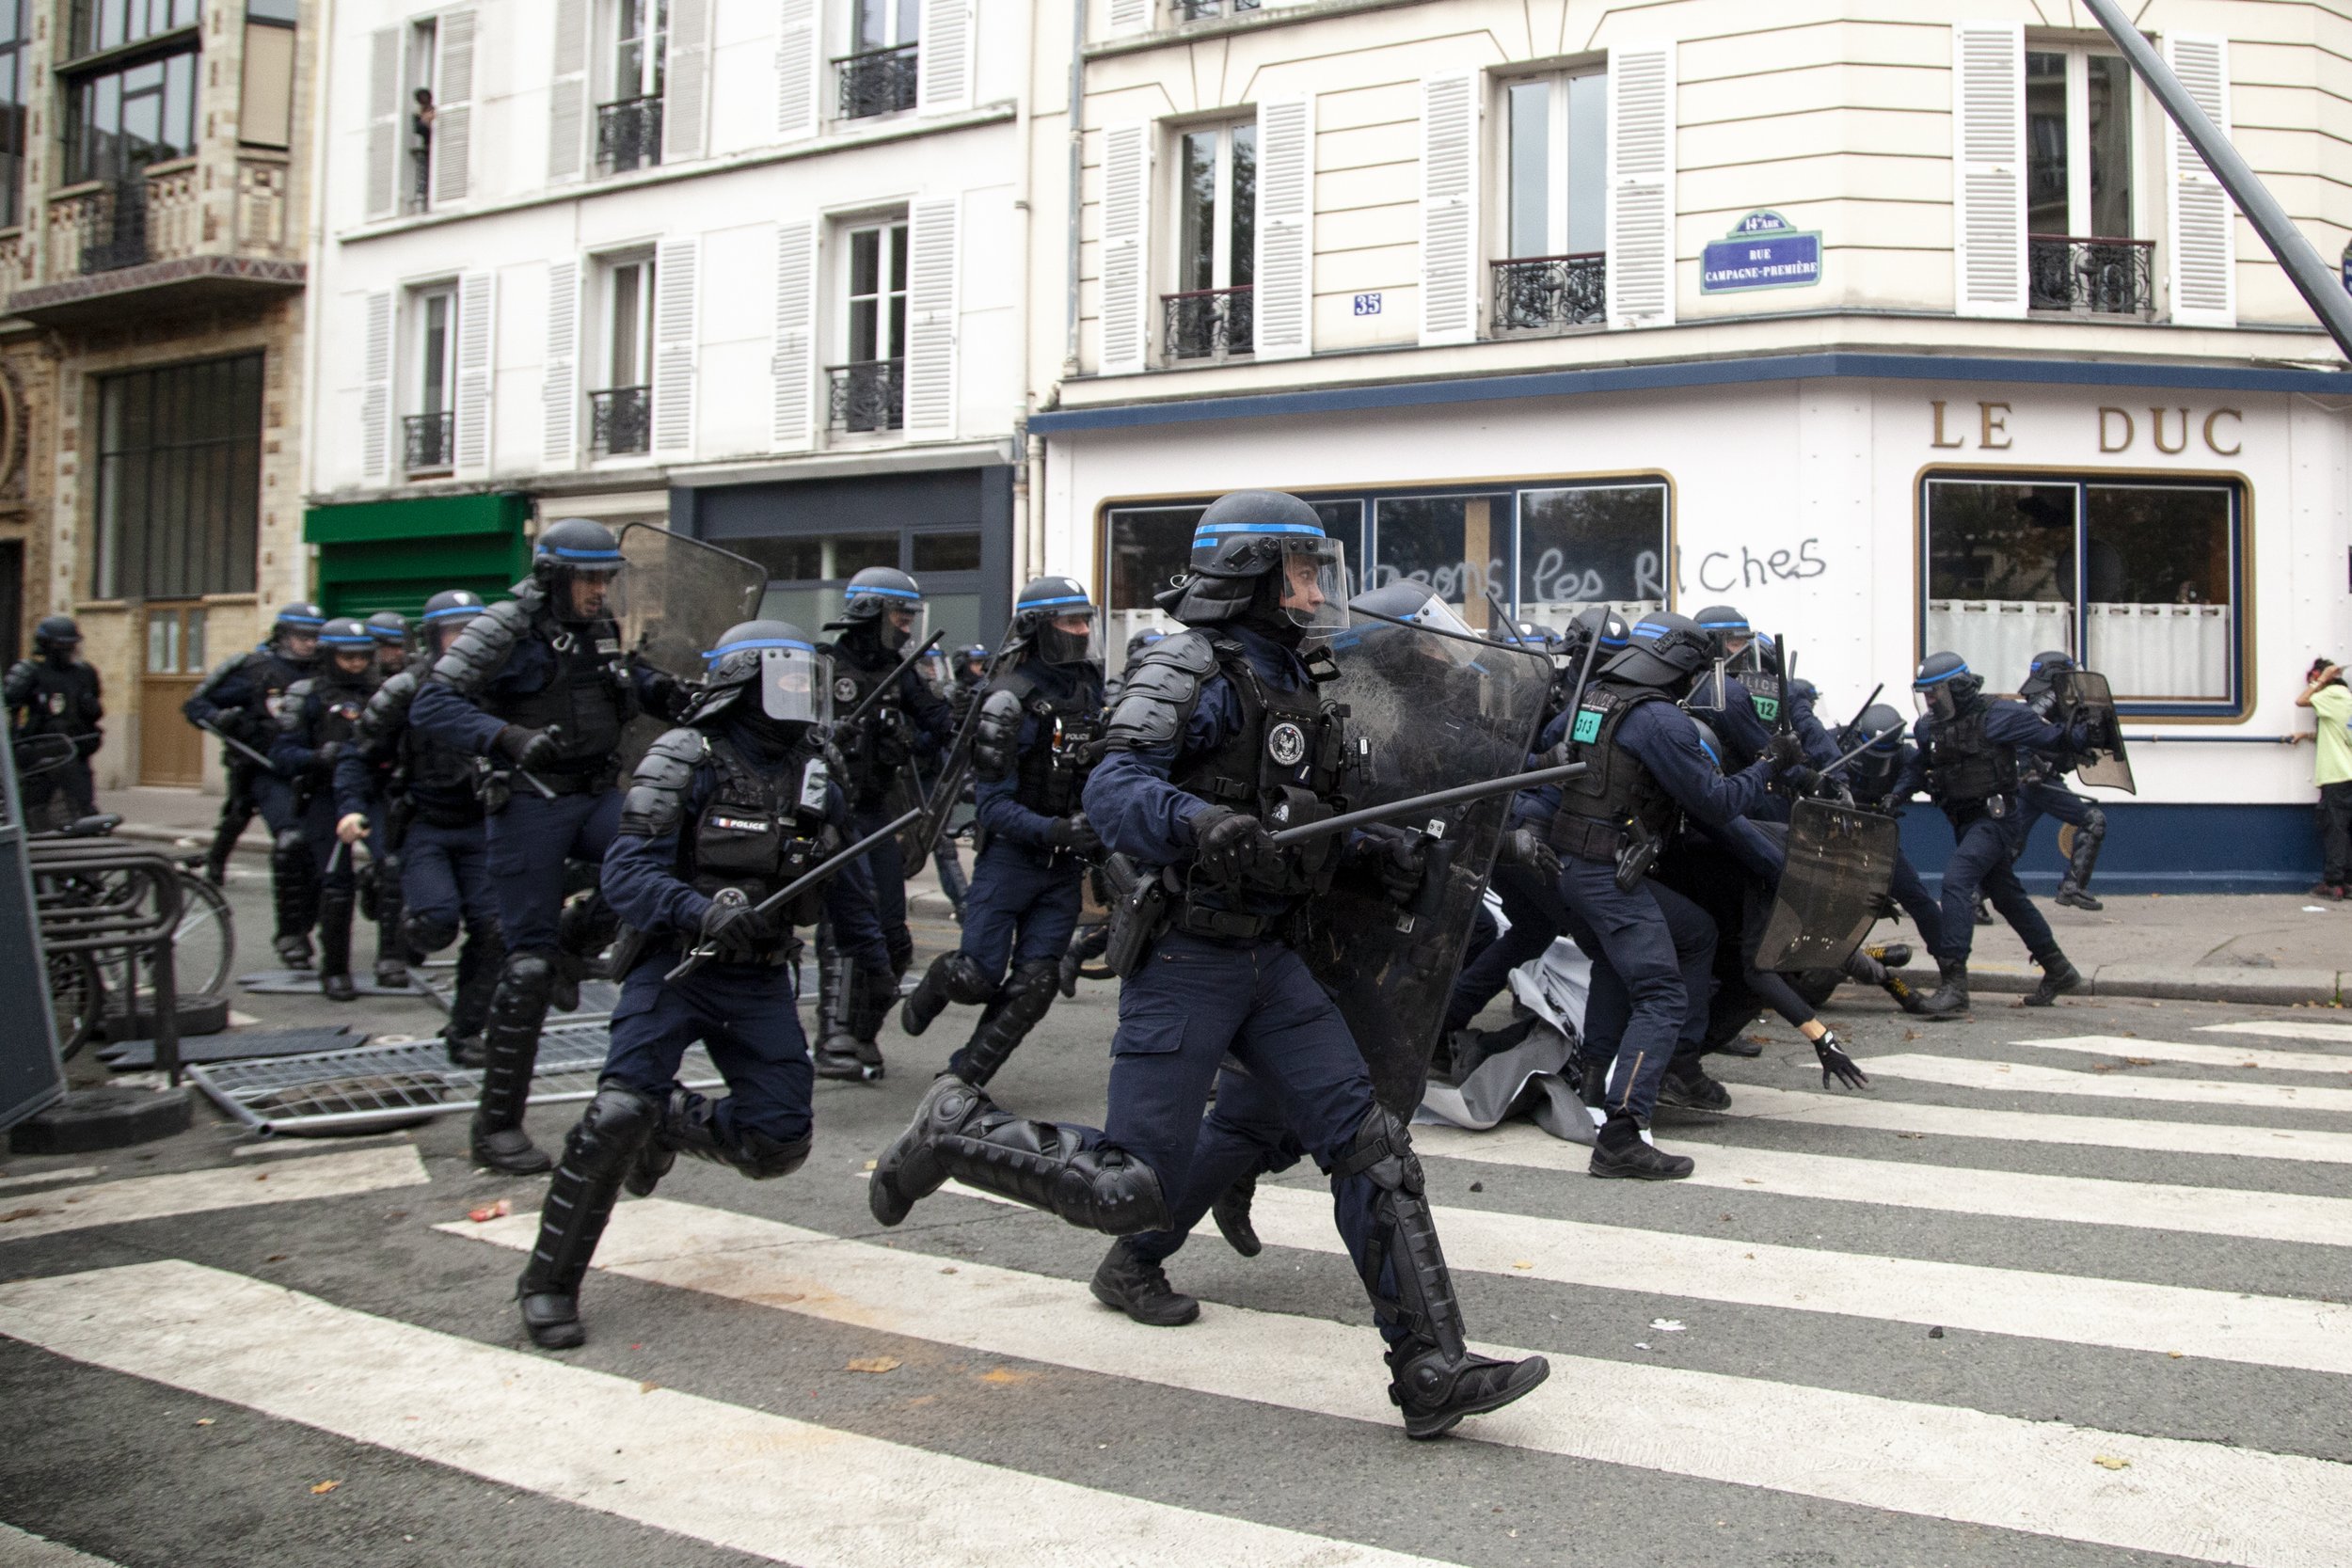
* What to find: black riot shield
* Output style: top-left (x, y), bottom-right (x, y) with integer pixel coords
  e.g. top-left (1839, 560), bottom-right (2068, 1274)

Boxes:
top-left (1754, 798), bottom-right (1900, 973)
top-left (2051, 669), bottom-right (2136, 794)
top-left (611, 523), bottom-right (770, 770)
top-left (1295, 618), bottom-right (1552, 1117)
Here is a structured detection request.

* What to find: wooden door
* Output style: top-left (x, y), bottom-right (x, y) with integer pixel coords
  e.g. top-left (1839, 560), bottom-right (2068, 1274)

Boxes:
top-left (138, 603), bottom-right (207, 786)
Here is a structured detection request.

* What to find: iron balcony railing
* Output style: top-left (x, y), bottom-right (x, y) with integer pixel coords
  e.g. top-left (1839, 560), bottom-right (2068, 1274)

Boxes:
top-left (404, 412), bottom-right (454, 473)
top-left (589, 385), bottom-right (653, 456)
top-left (1162, 284), bottom-right (1253, 361)
top-left (596, 95), bottom-right (665, 176)
top-left (2026, 234), bottom-right (2155, 318)
top-left (827, 359), bottom-right (904, 433)
top-left (1177, 0), bottom-right (1259, 19)
top-left (1491, 252), bottom-right (1607, 332)
top-left (835, 42), bottom-right (918, 119)
top-left (79, 176), bottom-right (150, 274)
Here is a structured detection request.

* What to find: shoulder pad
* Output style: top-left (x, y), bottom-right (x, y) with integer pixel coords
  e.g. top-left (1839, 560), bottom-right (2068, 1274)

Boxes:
top-left (972, 687), bottom-right (1026, 781)
top-left (618, 728), bottom-right (707, 838)
top-left (1104, 632), bottom-right (1216, 752)
top-left (428, 598), bottom-right (528, 693)
top-left (358, 668), bottom-right (420, 743)
top-left (277, 678), bottom-right (316, 734)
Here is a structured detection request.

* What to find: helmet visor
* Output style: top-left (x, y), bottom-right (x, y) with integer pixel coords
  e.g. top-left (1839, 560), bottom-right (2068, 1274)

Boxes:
top-left (1915, 683), bottom-right (1959, 722)
top-left (733, 641), bottom-right (829, 724)
top-left (1276, 537), bottom-right (1350, 635)
top-left (1037, 608), bottom-right (1102, 666)
top-left (872, 597), bottom-right (928, 653)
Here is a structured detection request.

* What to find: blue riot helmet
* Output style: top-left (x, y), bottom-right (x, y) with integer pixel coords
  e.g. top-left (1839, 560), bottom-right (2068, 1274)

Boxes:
top-left (319, 615), bottom-right (375, 675)
top-left (2019, 648), bottom-right (2075, 701)
top-left (1602, 610), bottom-right (1713, 692)
top-left (691, 619), bottom-right (832, 731)
top-left (33, 614), bottom-right (80, 662)
top-left (827, 565), bottom-right (927, 653)
top-left (1913, 650), bottom-right (1982, 723)
top-left (366, 610), bottom-right (410, 668)
top-left (1558, 605), bottom-right (1630, 671)
top-left (1013, 575), bottom-right (1101, 666)
top-left (532, 518), bottom-right (625, 623)
top-left (1122, 627), bottom-right (1164, 661)
top-left (1692, 604), bottom-right (1752, 661)
top-left (272, 601), bottom-right (325, 661)
top-left (1157, 489), bottom-right (1348, 641)
top-left (1855, 702), bottom-right (1907, 752)
top-left (1342, 579), bottom-right (1482, 671)
top-left (420, 589), bottom-right (486, 654)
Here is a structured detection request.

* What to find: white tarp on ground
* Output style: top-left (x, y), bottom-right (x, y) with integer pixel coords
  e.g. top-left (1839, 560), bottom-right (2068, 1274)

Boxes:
top-left (1413, 892), bottom-right (1598, 1145)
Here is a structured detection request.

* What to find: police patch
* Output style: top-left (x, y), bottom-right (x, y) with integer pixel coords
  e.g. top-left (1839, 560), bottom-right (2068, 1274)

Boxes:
top-left (1266, 721), bottom-right (1308, 767)
top-left (709, 814), bottom-right (770, 832)
top-left (834, 676), bottom-right (859, 703)
top-left (46, 693), bottom-right (66, 715)
top-left (1752, 695), bottom-right (1781, 722)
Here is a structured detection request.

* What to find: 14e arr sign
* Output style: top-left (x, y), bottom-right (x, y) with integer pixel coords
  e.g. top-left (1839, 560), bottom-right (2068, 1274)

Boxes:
top-left (1701, 210), bottom-right (1822, 294)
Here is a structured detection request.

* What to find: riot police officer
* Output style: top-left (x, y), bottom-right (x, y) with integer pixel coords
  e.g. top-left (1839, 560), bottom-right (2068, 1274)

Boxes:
top-left (6, 615), bottom-right (103, 824)
top-left (1836, 701), bottom-right (1944, 1005)
top-left (1899, 652), bottom-right (2094, 1015)
top-left (868, 491), bottom-right (1549, 1441)
top-left (899, 577), bottom-right (1105, 1085)
top-left (338, 590), bottom-right (504, 1058)
top-left (186, 603), bottom-right (324, 957)
top-left (271, 618), bottom-right (381, 1001)
top-left (812, 565), bottom-right (953, 1081)
top-left (412, 519), bottom-right (684, 1173)
top-left (515, 620), bottom-right (889, 1350)
top-left (367, 610), bottom-right (411, 674)
top-left (2015, 650), bottom-right (2108, 911)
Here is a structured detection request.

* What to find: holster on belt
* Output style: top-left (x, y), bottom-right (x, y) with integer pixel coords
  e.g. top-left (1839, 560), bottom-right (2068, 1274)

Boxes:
top-left (1102, 863), bottom-right (1170, 978)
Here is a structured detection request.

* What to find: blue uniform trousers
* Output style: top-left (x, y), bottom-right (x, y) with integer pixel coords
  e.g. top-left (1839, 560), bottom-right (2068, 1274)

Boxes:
top-left (956, 841), bottom-right (1085, 974)
top-left (403, 816), bottom-right (498, 944)
top-left (1556, 858), bottom-right (1716, 1121)
top-left (293, 790), bottom-right (357, 891)
top-left (605, 951), bottom-right (813, 1145)
top-left (20, 755), bottom-right (95, 825)
top-left (851, 802), bottom-right (913, 974)
top-left (1934, 811), bottom-right (2055, 964)
top-left (1887, 850), bottom-right (1945, 954)
top-left (2014, 780), bottom-right (2097, 848)
top-left (487, 788), bottom-right (621, 954)
top-left (252, 772), bottom-right (304, 836)
top-left (1443, 859), bottom-right (1566, 1035)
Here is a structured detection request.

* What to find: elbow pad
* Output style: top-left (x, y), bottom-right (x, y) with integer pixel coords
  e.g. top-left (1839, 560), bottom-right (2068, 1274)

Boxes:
top-left (971, 689), bottom-right (1025, 781)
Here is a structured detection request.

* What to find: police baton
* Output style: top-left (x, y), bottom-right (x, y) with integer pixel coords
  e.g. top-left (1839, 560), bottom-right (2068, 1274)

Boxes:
top-left (199, 722), bottom-right (281, 775)
top-left (836, 630), bottom-right (946, 732)
top-left (664, 804), bottom-right (923, 982)
top-left (511, 723), bottom-right (561, 800)
top-left (1822, 725), bottom-right (1904, 778)
top-left (1264, 762), bottom-right (1587, 847)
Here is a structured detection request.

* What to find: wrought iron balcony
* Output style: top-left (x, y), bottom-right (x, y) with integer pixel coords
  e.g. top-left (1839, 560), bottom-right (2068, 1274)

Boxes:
top-left (827, 359), bottom-right (904, 434)
top-left (1491, 252), bottom-right (1607, 333)
top-left (596, 95), bottom-right (665, 176)
top-left (1162, 285), bottom-right (1253, 362)
top-left (589, 385), bottom-right (653, 456)
top-left (835, 43), bottom-right (918, 120)
top-left (78, 176), bottom-right (151, 274)
top-left (404, 412), bottom-right (454, 474)
top-left (2027, 235), bottom-right (2155, 318)
top-left (1177, 0), bottom-right (1260, 18)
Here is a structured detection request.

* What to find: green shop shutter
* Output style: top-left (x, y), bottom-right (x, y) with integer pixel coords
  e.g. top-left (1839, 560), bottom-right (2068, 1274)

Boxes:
top-left (304, 493), bottom-right (532, 618)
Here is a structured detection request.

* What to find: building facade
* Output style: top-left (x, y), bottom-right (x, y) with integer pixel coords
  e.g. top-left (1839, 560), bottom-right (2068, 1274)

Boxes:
top-left (305, 0), bottom-right (1040, 652)
top-left (1019, 0), bottom-right (2352, 890)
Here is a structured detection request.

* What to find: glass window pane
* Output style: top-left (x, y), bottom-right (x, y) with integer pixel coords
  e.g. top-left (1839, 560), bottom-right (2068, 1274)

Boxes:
top-left (887, 222), bottom-right (907, 292)
top-left (2086, 55), bottom-right (2133, 238)
top-left (731, 535), bottom-right (826, 580)
top-left (1104, 504), bottom-right (1201, 672)
top-left (850, 227), bottom-right (879, 297)
top-left (1506, 81), bottom-right (1549, 258)
top-left (1373, 495), bottom-right (1502, 608)
top-left (1227, 123), bottom-right (1256, 289)
top-left (1924, 480), bottom-right (2077, 687)
top-left (1516, 483), bottom-right (1668, 623)
top-left (610, 265), bottom-right (641, 384)
top-left (2026, 50), bottom-right (2069, 234)
top-left (912, 531), bottom-right (981, 572)
top-left (1178, 131), bottom-right (1216, 293)
top-left (2084, 485), bottom-right (2232, 701)
top-left (1564, 71), bottom-right (1608, 255)
top-left (854, 0), bottom-right (886, 51)
top-left (849, 297), bottom-right (880, 362)
top-left (896, 0), bottom-right (918, 45)
top-left (830, 534), bottom-right (898, 577)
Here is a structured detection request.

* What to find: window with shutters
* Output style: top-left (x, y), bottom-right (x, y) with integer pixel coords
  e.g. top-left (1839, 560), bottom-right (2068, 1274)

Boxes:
top-left (405, 284), bottom-right (459, 476)
top-left (1175, 0), bottom-right (1259, 20)
top-left (829, 216), bottom-right (907, 434)
top-left (590, 254), bottom-right (656, 456)
top-left (836, 0), bottom-right (917, 121)
top-left (1164, 119), bottom-right (1255, 362)
top-left (405, 20), bottom-right (437, 214)
top-left (596, 0), bottom-right (665, 175)
top-left (2023, 49), bottom-right (2149, 317)
top-left (1493, 68), bottom-right (1608, 333)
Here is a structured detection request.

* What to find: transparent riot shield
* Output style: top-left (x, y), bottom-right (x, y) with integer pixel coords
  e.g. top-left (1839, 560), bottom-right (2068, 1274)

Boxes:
top-left (2051, 669), bottom-right (2136, 795)
top-left (1295, 617), bottom-right (1552, 1117)
top-left (611, 522), bottom-right (770, 770)
top-left (1753, 798), bottom-right (1901, 973)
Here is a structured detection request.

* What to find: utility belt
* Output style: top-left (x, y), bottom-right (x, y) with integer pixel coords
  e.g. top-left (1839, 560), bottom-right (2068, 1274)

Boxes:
top-left (1100, 856), bottom-right (1296, 976)
top-left (1943, 790), bottom-right (2015, 822)
top-left (1549, 811), bottom-right (1666, 894)
top-left (409, 795), bottom-right (483, 831)
top-left (610, 924), bottom-right (804, 981)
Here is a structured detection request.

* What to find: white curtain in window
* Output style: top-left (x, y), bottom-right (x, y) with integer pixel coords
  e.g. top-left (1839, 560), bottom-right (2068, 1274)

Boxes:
top-left (1924, 600), bottom-right (2071, 693)
top-left (2087, 602), bottom-right (2230, 701)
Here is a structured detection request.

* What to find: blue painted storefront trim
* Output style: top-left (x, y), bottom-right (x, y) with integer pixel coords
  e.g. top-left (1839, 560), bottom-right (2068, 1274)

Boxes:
top-left (1028, 351), bottom-right (2352, 435)
top-left (1897, 802), bottom-right (2325, 896)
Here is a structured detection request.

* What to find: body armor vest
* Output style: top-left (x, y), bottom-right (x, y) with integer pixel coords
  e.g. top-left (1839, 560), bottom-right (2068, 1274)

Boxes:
top-left (1549, 682), bottom-right (1677, 840)
top-left (250, 649), bottom-right (309, 720)
top-left (501, 611), bottom-right (628, 771)
top-left (12, 663), bottom-right (99, 737)
top-left (999, 668), bottom-right (1106, 821)
top-left (827, 644), bottom-right (912, 801)
top-left (1924, 708), bottom-right (2017, 806)
top-left (683, 736), bottom-right (832, 927)
top-left (1172, 643), bottom-right (1352, 899)
top-left (313, 679), bottom-right (371, 750)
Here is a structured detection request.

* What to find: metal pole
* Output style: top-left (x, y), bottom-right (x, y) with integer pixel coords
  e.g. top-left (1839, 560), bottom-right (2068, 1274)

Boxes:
top-left (2081, 0), bottom-right (2352, 359)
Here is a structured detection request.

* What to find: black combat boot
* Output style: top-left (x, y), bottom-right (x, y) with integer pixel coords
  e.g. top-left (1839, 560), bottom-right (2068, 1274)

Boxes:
top-left (1916, 958), bottom-right (1970, 1020)
top-left (1089, 1240), bottom-right (1200, 1326)
top-left (2024, 948), bottom-right (2083, 1007)
top-left (868, 1074), bottom-right (1167, 1233)
top-left (1212, 1172), bottom-right (1263, 1257)
top-left (2055, 815), bottom-right (2106, 911)
top-left (516, 1085), bottom-right (657, 1350)
top-left (1844, 944), bottom-right (1927, 1015)
top-left (471, 953), bottom-right (557, 1174)
top-left (898, 954), bottom-right (959, 1037)
top-left (1589, 1111), bottom-right (1695, 1180)
top-left (316, 889), bottom-right (358, 1004)
top-left (270, 830), bottom-right (318, 969)
top-left (947, 959), bottom-right (1057, 1087)
top-left (812, 951), bottom-right (873, 1081)
top-left (1653, 1056), bottom-right (1731, 1113)
top-left (1577, 1057), bottom-right (1609, 1111)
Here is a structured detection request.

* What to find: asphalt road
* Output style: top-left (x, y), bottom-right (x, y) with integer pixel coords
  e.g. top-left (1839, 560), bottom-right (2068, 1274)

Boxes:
top-left (3, 867), bottom-right (2348, 1568)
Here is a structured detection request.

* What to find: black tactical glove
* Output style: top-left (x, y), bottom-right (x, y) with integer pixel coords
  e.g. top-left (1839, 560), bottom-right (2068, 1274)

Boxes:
top-left (1191, 808), bottom-right (1281, 888)
top-left (1813, 1028), bottom-right (1869, 1091)
top-left (1045, 814), bottom-right (1103, 857)
top-left (697, 887), bottom-right (773, 961)
top-left (640, 665), bottom-right (690, 721)
top-left (1498, 825), bottom-right (1560, 880)
top-left (313, 739), bottom-right (345, 768)
top-left (1349, 823), bottom-right (1426, 905)
top-left (496, 724), bottom-right (561, 771)
top-left (1782, 765), bottom-right (1824, 796)
top-left (1768, 732), bottom-right (1808, 770)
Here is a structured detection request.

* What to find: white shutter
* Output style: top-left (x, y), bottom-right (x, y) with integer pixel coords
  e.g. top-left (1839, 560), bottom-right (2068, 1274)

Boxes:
top-left (770, 221), bottom-right (818, 451)
top-left (1604, 42), bottom-right (1676, 328)
top-left (1253, 95), bottom-right (1313, 359)
top-left (776, 0), bottom-right (819, 140)
top-left (1107, 0), bottom-right (1149, 37)
top-left (663, 0), bottom-right (713, 163)
top-left (365, 28), bottom-right (399, 220)
top-left (542, 261), bottom-right (580, 468)
top-left (903, 198), bottom-right (960, 436)
top-left (1098, 122), bottom-right (1151, 373)
top-left (2166, 33), bottom-right (2235, 327)
top-left (433, 10), bottom-right (476, 205)
top-left (916, 0), bottom-right (974, 116)
top-left (548, 0), bottom-right (589, 182)
top-left (1950, 22), bottom-right (2026, 319)
top-left (360, 292), bottom-right (392, 481)
top-left (653, 238), bottom-right (700, 454)
top-left (454, 271), bottom-right (496, 475)
top-left (1418, 73), bottom-right (1478, 346)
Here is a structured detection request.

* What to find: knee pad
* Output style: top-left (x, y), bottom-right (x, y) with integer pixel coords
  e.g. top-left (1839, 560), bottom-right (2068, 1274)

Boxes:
top-left (404, 911), bottom-right (461, 955)
top-left (1329, 1105), bottom-right (1423, 1194)
top-left (1062, 1147), bottom-right (1169, 1236)
top-left (495, 951), bottom-right (558, 1011)
top-left (2081, 804), bottom-right (2107, 840)
top-left (563, 1084), bottom-right (660, 1175)
top-left (731, 1129), bottom-right (813, 1181)
top-left (1001, 959), bottom-right (1060, 1021)
top-left (273, 827), bottom-right (310, 863)
top-left (939, 951), bottom-right (997, 1005)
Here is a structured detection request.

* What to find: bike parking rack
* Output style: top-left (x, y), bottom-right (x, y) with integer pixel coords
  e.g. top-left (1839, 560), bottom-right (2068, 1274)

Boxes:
top-left (29, 839), bottom-right (184, 1083)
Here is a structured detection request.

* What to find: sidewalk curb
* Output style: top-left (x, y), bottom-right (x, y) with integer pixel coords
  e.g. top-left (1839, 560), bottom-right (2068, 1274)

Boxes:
top-left (1898, 960), bottom-right (2341, 1007)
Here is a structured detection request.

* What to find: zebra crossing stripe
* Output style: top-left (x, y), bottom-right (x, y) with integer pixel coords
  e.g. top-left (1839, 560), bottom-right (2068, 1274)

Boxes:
top-left (0, 1166), bottom-right (101, 1193)
top-left (0, 1147), bottom-right (427, 1243)
top-left (1724, 1083), bottom-right (2352, 1163)
top-left (2202, 1021), bottom-right (2352, 1044)
top-left (2016, 1035), bottom-right (2352, 1075)
top-left (1406, 1122), bottom-right (2352, 1247)
top-left (0, 1521), bottom-right (126, 1567)
top-left (0, 1259), bottom-right (1454, 1568)
top-left (448, 1200), bottom-right (2352, 1568)
top-left (1861, 1054), bottom-right (2352, 1113)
